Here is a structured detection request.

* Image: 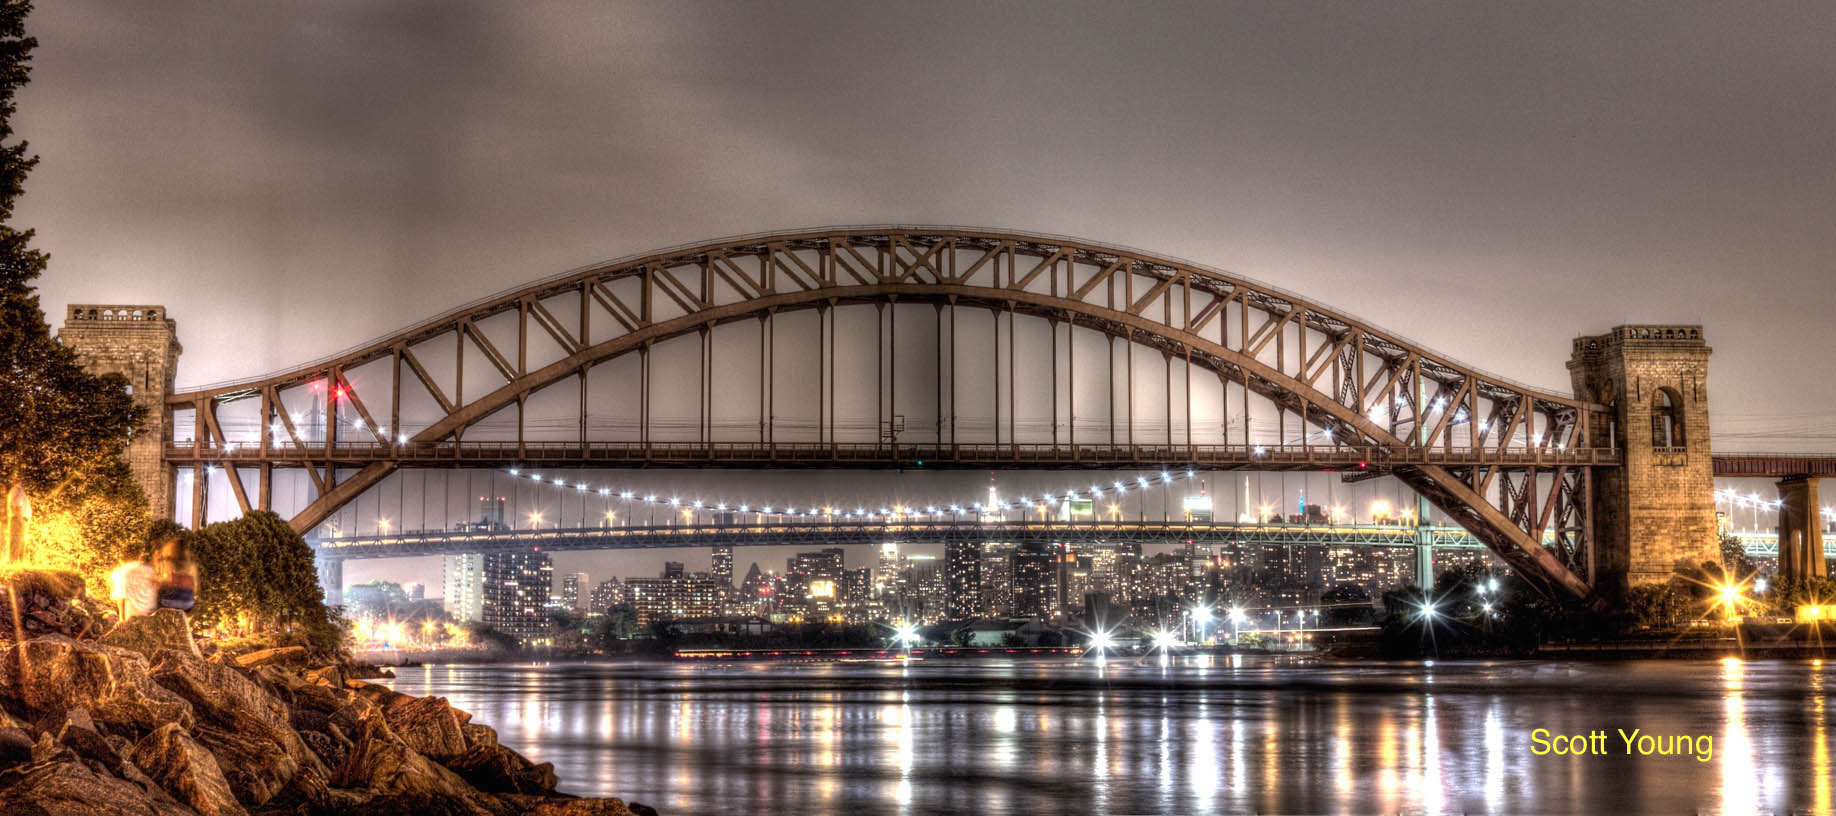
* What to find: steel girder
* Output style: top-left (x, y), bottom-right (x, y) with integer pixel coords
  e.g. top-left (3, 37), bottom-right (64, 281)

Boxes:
top-left (163, 228), bottom-right (1616, 601)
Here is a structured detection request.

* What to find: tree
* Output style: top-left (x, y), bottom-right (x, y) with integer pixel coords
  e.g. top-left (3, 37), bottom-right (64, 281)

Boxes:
top-left (184, 511), bottom-right (340, 653)
top-left (0, 1), bottom-right (145, 563)
top-left (23, 454), bottom-right (148, 599)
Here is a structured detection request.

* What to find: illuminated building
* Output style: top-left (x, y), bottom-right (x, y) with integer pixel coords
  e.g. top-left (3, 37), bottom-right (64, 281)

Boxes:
top-left (589, 577), bottom-right (627, 613)
top-left (979, 543), bottom-right (1016, 617)
top-left (712, 545), bottom-right (734, 588)
top-left (738, 563), bottom-right (771, 614)
top-left (1011, 542), bottom-right (1055, 618)
top-left (842, 567), bottom-right (874, 621)
top-left (905, 554), bottom-right (946, 622)
top-left (557, 571), bottom-right (588, 614)
top-left (626, 565), bottom-right (727, 626)
top-left (441, 553), bottom-right (485, 623)
top-left (480, 550), bottom-right (553, 644)
top-left (945, 539), bottom-right (982, 620)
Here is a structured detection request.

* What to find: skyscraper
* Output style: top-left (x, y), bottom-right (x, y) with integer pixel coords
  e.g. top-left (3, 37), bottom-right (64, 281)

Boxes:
top-left (481, 550), bottom-right (554, 644)
top-left (558, 571), bottom-right (588, 614)
top-left (945, 539), bottom-right (982, 619)
top-left (442, 553), bottom-right (485, 622)
top-left (1012, 542), bottom-right (1055, 618)
top-left (712, 545), bottom-right (734, 588)
top-left (979, 543), bottom-right (1016, 617)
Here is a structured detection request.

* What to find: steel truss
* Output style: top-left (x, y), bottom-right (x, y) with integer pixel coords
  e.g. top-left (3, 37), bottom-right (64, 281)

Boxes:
top-left (165, 228), bottom-right (1617, 601)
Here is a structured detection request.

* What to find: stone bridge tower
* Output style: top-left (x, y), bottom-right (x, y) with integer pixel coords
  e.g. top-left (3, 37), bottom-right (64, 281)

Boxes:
top-left (57, 305), bottom-right (182, 520)
top-left (1568, 325), bottom-right (1718, 598)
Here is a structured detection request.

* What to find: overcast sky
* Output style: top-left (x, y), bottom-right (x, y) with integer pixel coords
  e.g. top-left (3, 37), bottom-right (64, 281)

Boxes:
top-left (16, 2), bottom-right (1836, 588)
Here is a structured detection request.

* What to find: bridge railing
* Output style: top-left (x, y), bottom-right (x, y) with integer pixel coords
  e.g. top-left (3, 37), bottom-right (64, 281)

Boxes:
top-left (169, 440), bottom-right (1623, 468)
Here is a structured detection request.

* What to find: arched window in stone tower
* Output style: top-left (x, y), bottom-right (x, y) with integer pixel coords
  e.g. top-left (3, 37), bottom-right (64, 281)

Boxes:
top-left (1651, 387), bottom-right (1684, 448)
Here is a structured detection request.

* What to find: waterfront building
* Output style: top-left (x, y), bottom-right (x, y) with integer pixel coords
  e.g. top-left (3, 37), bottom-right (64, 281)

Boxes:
top-left (626, 566), bottom-right (727, 626)
top-left (589, 577), bottom-right (627, 613)
top-left (441, 553), bottom-right (485, 623)
top-left (557, 571), bottom-right (588, 614)
top-left (481, 550), bottom-right (554, 645)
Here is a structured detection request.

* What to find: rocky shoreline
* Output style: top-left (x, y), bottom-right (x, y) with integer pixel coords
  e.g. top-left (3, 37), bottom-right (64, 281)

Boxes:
top-left (0, 570), bottom-right (657, 815)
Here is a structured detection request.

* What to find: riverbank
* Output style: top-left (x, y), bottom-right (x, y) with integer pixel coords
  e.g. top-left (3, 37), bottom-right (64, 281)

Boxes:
top-left (0, 569), bottom-right (659, 815)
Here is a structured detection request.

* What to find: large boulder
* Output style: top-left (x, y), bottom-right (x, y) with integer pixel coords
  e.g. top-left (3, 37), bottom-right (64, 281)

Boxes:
top-left (296, 728), bottom-right (348, 770)
top-left (505, 796), bottom-right (641, 816)
top-left (230, 647), bottom-right (307, 670)
top-left (346, 679), bottom-right (414, 710)
top-left (0, 637), bottom-right (194, 733)
top-left (0, 726), bottom-right (34, 767)
top-left (0, 755), bottom-right (197, 816)
top-left (322, 788), bottom-right (502, 816)
top-left (461, 723), bottom-right (498, 751)
top-left (130, 724), bottom-right (244, 816)
top-left (51, 709), bottom-right (129, 776)
top-left (190, 725), bottom-right (297, 807)
top-left (100, 611), bottom-right (199, 661)
top-left (385, 696), bottom-right (468, 761)
top-left (302, 665), bottom-right (345, 689)
top-left (443, 743), bottom-right (558, 797)
top-left (147, 650), bottom-right (325, 780)
top-left (332, 706), bottom-right (476, 801)
top-left (280, 678), bottom-right (348, 714)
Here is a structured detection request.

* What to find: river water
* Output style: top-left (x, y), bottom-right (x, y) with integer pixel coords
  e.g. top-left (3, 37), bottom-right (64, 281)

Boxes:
top-left (381, 656), bottom-right (1835, 815)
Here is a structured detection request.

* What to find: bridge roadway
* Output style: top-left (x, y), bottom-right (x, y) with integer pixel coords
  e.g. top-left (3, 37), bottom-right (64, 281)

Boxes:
top-left (308, 519), bottom-right (1813, 561)
top-left (173, 440), bottom-right (1620, 471)
top-left (1712, 454), bottom-right (1836, 478)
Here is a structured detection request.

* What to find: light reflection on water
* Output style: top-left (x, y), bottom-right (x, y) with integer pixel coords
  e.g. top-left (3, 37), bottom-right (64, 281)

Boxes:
top-left (383, 656), bottom-right (1836, 815)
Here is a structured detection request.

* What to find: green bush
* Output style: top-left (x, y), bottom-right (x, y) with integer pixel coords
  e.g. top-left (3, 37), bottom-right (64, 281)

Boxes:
top-left (183, 511), bottom-right (343, 659)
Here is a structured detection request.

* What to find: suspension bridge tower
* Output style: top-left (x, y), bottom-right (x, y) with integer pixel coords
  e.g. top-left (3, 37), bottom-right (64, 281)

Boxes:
top-left (1568, 325), bottom-right (1718, 598)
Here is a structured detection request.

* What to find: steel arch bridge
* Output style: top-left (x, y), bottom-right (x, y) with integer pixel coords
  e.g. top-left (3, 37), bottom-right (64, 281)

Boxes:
top-left (164, 227), bottom-right (1619, 602)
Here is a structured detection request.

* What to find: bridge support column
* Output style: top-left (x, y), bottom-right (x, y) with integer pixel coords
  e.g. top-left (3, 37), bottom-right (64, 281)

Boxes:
top-left (1569, 326), bottom-right (1718, 601)
top-left (1413, 494), bottom-right (1435, 589)
top-left (316, 553), bottom-right (344, 608)
top-left (55, 305), bottom-right (183, 519)
top-left (1777, 477), bottom-right (1826, 583)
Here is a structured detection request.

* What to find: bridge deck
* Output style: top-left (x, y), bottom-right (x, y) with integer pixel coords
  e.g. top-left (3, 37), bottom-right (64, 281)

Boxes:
top-left (1713, 454), bottom-right (1836, 478)
top-left (175, 440), bottom-right (1622, 470)
top-left (311, 520), bottom-right (1487, 559)
top-left (311, 520), bottom-right (1817, 561)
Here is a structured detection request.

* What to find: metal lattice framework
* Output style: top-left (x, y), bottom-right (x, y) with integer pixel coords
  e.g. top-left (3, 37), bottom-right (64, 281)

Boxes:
top-left (165, 227), bottom-right (1617, 600)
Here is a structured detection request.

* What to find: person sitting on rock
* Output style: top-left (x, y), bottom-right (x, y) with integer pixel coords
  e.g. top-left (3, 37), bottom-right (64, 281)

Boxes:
top-left (152, 534), bottom-right (198, 612)
top-left (109, 550), bottom-right (160, 619)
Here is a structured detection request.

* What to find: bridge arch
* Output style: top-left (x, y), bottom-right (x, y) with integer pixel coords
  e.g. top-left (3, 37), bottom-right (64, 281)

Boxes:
top-left (167, 228), bottom-right (1616, 601)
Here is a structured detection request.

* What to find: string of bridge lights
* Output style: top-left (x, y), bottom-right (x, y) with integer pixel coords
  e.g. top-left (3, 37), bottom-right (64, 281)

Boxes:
top-left (494, 465), bottom-right (1208, 522)
top-left (1715, 488), bottom-right (1836, 520)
